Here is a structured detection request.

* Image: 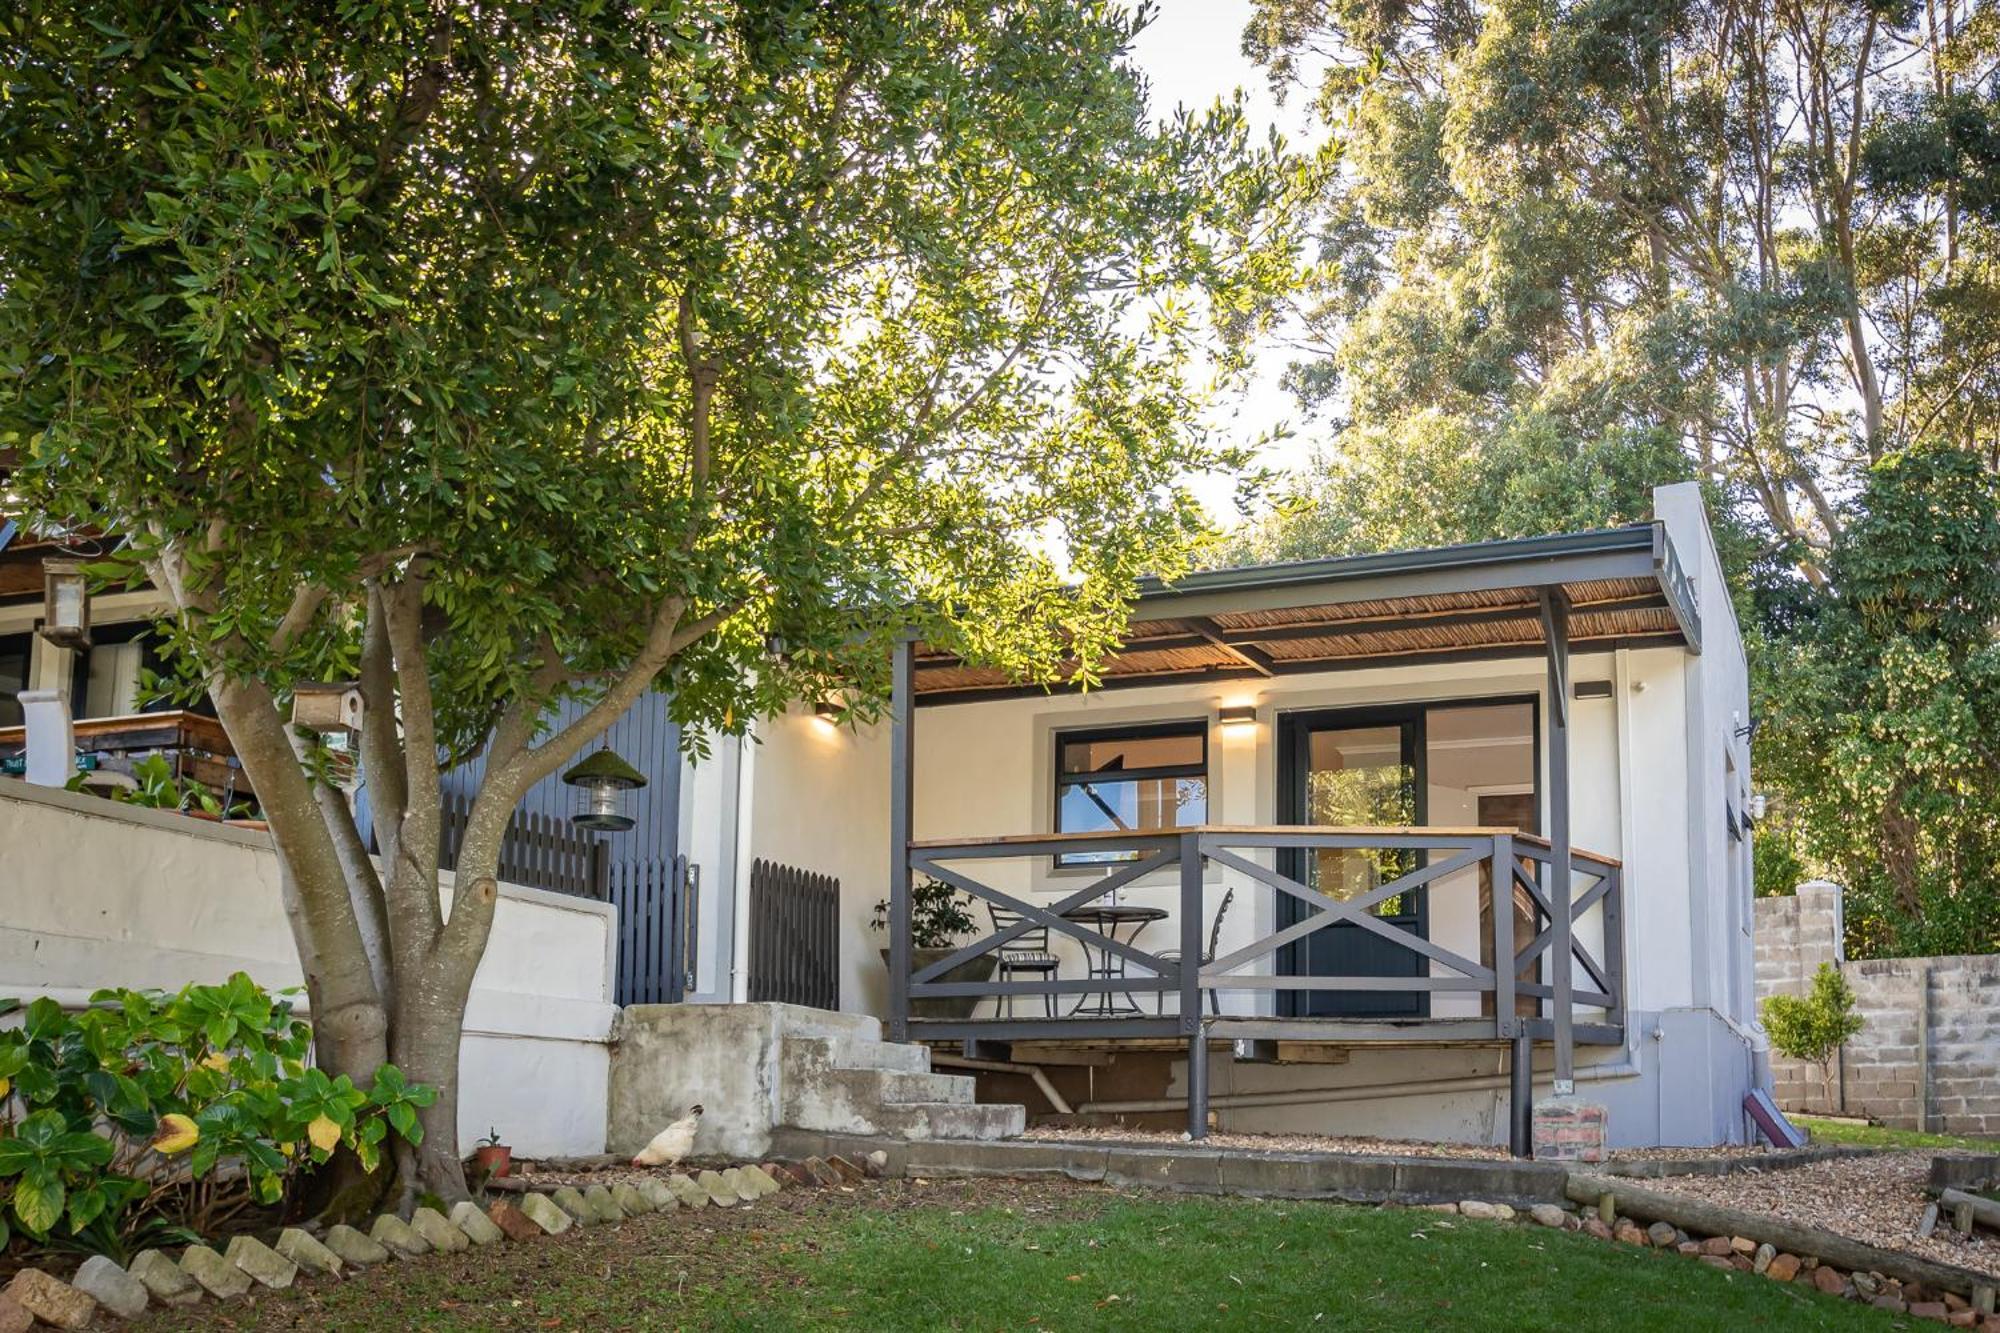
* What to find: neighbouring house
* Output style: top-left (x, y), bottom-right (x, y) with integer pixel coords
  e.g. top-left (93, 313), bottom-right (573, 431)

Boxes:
top-left (2, 481), bottom-right (1765, 1157)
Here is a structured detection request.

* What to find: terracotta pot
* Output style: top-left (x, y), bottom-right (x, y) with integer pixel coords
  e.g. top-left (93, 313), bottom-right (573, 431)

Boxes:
top-left (879, 948), bottom-right (1000, 1020)
top-left (473, 1143), bottom-right (512, 1178)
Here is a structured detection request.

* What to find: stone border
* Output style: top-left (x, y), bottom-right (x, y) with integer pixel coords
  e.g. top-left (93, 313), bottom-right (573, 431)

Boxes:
top-left (0, 1154), bottom-right (886, 1328)
top-left (1599, 1145), bottom-right (1885, 1179)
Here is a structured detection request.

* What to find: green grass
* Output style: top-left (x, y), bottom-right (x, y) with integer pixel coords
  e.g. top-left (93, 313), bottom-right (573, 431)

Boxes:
top-left (139, 1184), bottom-right (1894, 1331)
top-left (1799, 1114), bottom-right (2000, 1152)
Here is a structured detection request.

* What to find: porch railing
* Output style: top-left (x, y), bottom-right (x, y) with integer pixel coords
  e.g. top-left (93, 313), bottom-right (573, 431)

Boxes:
top-left (891, 824), bottom-right (1622, 1051)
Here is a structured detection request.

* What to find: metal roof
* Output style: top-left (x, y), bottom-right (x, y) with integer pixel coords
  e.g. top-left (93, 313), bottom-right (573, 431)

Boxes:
top-left (915, 522), bottom-right (1701, 704)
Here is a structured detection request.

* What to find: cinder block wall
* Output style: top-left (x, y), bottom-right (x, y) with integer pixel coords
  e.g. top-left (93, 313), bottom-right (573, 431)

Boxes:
top-left (1754, 882), bottom-right (2000, 1135)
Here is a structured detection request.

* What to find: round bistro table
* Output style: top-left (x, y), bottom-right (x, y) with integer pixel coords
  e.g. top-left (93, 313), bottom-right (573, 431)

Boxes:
top-left (1060, 903), bottom-right (1169, 1017)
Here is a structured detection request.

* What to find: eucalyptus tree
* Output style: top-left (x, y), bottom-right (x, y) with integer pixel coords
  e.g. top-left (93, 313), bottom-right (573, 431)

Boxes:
top-left (0, 0), bottom-right (1304, 1200)
top-left (1242, 0), bottom-right (2000, 580)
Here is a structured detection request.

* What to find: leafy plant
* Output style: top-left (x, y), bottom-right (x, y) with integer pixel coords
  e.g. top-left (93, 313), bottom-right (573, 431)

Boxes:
top-left (1762, 963), bottom-right (1866, 1114)
top-left (0, 976), bottom-right (433, 1259)
top-left (871, 876), bottom-right (980, 950)
top-left (63, 754), bottom-right (250, 820)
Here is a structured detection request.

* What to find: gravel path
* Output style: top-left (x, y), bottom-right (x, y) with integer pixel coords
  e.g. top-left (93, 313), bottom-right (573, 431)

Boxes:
top-left (1643, 1151), bottom-right (2000, 1278)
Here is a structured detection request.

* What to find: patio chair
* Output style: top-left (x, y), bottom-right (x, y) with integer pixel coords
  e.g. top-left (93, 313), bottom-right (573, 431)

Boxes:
top-left (1155, 885), bottom-right (1235, 1016)
top-left (987, 904), bottom-right (1061, 1019)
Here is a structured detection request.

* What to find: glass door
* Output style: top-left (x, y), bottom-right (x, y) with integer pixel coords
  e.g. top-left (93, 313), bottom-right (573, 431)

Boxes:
top-left (1279, 709), bottom-right (1427, 1017)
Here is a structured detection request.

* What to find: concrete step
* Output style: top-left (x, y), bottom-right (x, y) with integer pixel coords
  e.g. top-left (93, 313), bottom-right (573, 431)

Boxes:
top-left (867, 1100), bottom-right (1027, 1142)
top-left (781, 1034), bottom-right (931, 1075)
top-left (854, 1068), bottom-right (975, 1107)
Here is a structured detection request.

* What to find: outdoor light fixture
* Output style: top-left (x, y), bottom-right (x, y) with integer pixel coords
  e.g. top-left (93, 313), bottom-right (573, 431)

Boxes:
top-left (1746, 792), bottom-right (1770, 823)
top-left (814, 699), bottom-right (841, 722)
top-left (562, 747), bottom-right (648, 832)
top-left (39, 559), bottom-right (90, 651)
top-left (1217, 704), bottom-right (1258, 729)
top-left (291, 682), bottom-right (365, 737)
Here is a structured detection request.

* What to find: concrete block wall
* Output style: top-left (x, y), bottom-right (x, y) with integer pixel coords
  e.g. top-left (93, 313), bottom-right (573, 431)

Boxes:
top-left (1754, 881), bottom-right (2000, 1135)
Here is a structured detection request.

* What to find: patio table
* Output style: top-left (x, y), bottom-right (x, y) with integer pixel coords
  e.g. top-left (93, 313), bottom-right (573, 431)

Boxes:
top-left (1060, 903), bottom-right (1168, 1018)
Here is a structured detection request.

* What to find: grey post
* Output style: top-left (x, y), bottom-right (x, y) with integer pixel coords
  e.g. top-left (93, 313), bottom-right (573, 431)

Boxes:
top-left (1182, 831), bottom-right (1207, 1139)
top-left (1490, 833), bottom-right (1515, 1038)
top-left (1539, 588), bottom-right (1575, 1093)
top-left (888, 633), bottom-right (915, 1042)
top-left (1510, 1032), bottom-right (1534, 1157)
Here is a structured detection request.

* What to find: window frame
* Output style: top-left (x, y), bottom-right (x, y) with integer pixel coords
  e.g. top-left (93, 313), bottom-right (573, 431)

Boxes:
top-left (1050, 719), bottom-right (1210, 867)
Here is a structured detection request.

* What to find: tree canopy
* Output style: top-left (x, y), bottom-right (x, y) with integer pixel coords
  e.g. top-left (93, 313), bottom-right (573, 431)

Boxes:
top-left (0, 0), bottom-right (1309, 1198)
top-left (1232, 0), bottom-right (2000, 954)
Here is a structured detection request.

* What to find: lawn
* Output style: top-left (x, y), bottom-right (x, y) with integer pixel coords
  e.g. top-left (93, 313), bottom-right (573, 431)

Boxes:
top-left (1799, 1114), bottom-right (2000, 1153)
top-left (135, 1180), bottom-right (1890, 1331)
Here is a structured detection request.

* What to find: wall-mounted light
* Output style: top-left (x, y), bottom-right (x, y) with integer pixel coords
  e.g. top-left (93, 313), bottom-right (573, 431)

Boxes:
top-left (40, 559), bottom-right (90, 651)
top-left (291, 682), bottom-right (365, 737)
top-left (1745, 792), bottom-right (1769, 824)
top-left (1217, 704), bottom-right (1258, 730)
top-left (562, 747), bottom-right (648, 832)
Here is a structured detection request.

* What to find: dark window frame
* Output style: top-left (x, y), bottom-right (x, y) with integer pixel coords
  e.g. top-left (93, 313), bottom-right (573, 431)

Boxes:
top-left (1051, 719), bottom-right (1210, 867)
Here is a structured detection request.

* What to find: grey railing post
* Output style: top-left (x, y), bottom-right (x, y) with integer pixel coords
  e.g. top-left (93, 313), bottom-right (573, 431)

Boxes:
top-left (888, 633), bottom-right (915, 1042)
top-left (1490, 833), bottom-right (1514, 1038)
top-left (1510, 1033), bottom-right (1534, 1158)
top-left (1540, 587), bottom-right (1575, 1094)
top-left (1182, 831), bottom-right (1207, 1140)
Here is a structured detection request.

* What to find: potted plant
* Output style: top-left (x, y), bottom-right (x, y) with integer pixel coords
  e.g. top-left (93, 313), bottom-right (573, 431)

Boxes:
top-left (871, 876), bottom-right (998, 1020)
top-left (472, 1126), bottom-right (512, 1179)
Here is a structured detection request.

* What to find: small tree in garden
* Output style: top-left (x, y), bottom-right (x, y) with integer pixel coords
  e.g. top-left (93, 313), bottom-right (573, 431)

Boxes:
top-left (0, 1), bottom-right (1308, 1204)
top-left (1762, 963), bottom-right (1865, 1113)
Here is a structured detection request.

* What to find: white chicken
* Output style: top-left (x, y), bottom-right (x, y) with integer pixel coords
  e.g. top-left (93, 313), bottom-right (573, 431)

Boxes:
top-left (631, 1103), bottom-right (704, 1169)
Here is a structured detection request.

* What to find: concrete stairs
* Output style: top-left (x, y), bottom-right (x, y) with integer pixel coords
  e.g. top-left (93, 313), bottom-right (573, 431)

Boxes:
top-left (779, 1034), bottom-right (1026, 1142)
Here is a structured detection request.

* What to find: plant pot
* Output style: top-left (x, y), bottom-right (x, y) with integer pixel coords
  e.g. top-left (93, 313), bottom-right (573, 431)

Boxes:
top-left (879, 948), bottom-right (999, 1020)
top-left (473, 1144), bottom-right (512, 1178)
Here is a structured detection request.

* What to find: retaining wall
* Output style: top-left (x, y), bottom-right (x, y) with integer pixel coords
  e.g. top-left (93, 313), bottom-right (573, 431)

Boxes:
top-left (1754, 881), bottom-right (2000, 1135)
top-left (0, 777), bottom-right (618, 1155)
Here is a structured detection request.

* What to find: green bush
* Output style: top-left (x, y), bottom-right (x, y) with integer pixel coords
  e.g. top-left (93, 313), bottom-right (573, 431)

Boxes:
top-left (1762, 962), bottom-right (1865, 1111)
top-left (0, 973), bottom-right (433, 1259)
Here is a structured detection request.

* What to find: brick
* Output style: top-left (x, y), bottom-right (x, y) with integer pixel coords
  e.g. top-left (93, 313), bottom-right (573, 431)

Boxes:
top-left (410, 1206), bottom-right (470, 1252)
top-left (488, 1199), bottom-right (547, 1241)
top-left (0, 1295), bottom-right (25, 1333)
top-left (70, 1257), bottom-right (148, 1320)
top-left (2, 1270), bottom-right (95, 1329)
top-left (275, 1227), bottom-right (344, 1276)
top-left (451, 1200), bottom-right (506, 1246)
top-left (128, 1251), bottom-right (202, 1307)
top-left (323, 1223), bottom-right (392, 1266)
top-left (516, 1193), bottom-right (575, 1235)
top-left (177, 1246), bottom-right (252, 1300)
top-left (224, 1235), bottom-right (298, 1288)
top-left (369, 1213), bottom-right (432, 1259)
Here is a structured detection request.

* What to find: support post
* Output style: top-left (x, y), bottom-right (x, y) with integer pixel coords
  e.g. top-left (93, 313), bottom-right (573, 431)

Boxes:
top-left (1187, 1025), bottom-right (1210, 1141)
top-left (1182, 831), bottom-right (1208, 1140)
top-left (887, 634), bottom-right (915, 1042)
top-left (1540, 588), bottom-right (1575, 1093)
top-left (1510, 1032), bottom-right (1534, 1158)
top-left (1490, 833), bottom-right (1515, 1037)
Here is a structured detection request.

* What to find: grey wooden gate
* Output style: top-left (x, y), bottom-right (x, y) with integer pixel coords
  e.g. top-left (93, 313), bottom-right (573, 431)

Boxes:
top-left (607, 855), bottom-right (696, 1007)
top-left (746, 859), bottom-right (839, 1011)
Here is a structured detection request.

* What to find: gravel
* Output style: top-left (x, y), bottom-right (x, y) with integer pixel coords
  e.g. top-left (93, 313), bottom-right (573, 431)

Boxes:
top-left (1020, 1125), bottom-right (1512, 1159)
top-left (1642, 1151), bottom-right (2000, 1278)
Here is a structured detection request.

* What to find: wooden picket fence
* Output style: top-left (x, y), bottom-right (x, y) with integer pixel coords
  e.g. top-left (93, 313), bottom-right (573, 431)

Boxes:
top-left (746, 858), bottom-right (839, 1011)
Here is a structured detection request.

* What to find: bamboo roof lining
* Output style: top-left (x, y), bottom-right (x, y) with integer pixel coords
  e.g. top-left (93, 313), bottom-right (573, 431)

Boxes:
top-left (913, 577), bottom-right (1684, 696)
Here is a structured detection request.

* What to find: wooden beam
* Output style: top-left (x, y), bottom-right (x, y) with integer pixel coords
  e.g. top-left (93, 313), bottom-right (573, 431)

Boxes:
top-left (1185, 616), bottom-right (1274, 676)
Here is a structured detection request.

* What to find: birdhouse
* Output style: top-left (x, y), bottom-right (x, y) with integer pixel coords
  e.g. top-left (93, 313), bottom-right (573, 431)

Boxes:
top-left (562, 747), bottom-right (648, 832)
top-left (39, 560), bottom-right (90, 651)
top-left (291, 682), bottom-right (365, 737)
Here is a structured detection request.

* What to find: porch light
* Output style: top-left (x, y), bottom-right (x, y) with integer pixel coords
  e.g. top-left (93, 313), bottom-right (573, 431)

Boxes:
top-left (562, 747), bottom-right (647, 832)
top-left (39, 559), bottom-right (90, 651)
top-left (291, 682), bottom-right (364, 737)
top-left (1217, 704), bottom-right (1258, 730)
top-left (1745, 792), bottom-right (1769, 823)
top-left (813, 698), bottom-right (841, 727)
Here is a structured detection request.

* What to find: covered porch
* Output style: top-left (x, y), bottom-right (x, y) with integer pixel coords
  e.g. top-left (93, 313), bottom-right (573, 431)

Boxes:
top-left (880, 524), bottom-right (1699, 1156)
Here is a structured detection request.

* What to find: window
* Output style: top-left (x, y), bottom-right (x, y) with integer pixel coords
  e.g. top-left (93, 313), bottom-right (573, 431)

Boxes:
top-left (0, 633), bottom-right (31, 729)
top-left (1054, 722), bottom-right (1208, 865)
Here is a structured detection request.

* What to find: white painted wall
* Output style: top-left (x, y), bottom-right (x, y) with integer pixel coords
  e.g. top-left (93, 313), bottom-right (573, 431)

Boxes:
top-left (0, 778), bottom-right (616, 1156)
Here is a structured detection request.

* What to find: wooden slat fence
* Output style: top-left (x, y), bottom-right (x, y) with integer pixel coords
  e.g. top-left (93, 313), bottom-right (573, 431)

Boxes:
top-left (435, 789), bottom-right (605, 898)
top-left (606, 855), bottom-right (695, 1007)
top-left (747, 858), bottom-right (839, 1011)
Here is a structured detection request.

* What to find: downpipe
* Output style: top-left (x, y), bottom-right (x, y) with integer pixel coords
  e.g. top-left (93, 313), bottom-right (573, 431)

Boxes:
top-left (1077, 1056), bottom-right (1644, 1116)
top-left (930, 1054), bottom-right (1075, 1116)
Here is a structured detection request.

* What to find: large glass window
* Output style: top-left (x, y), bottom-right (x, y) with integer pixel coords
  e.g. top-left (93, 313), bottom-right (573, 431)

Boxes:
top-left (1054, 722), bottom-right (1208, 865)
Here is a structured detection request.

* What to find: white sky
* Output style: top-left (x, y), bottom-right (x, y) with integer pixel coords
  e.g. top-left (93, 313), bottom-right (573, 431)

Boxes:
top-left (1127, 1), bottom-right (1324, 527)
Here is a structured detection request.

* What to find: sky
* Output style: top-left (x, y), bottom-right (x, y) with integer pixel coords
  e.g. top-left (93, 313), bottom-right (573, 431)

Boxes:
top-left (1127, 1), bottom-right (1325, 527)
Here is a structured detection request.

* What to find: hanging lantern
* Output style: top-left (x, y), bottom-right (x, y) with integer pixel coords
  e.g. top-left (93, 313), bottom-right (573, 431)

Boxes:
top-left (291, 682), bottom-right (365, 737)
top-left (561, 747), bottom-right (648, 832)
top-left (40, 559), bottom-right (90, 651)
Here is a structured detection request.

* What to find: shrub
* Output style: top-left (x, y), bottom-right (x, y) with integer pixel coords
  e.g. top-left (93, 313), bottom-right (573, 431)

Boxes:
top-left (871, 876), bottom-right (979, 949)
top-left (0, 973), bottom-right (433, 1259)
top-left (1762, 962), bottom-right (1865, 1112)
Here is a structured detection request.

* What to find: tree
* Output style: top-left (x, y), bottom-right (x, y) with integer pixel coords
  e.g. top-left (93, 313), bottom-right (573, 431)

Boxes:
top-left (0, 0), bottom-right (1305, 1203)
top-left (1761, 962), bottom-right (1865, 1114)
top-left (1757, 442), bottom-right (2000, 956)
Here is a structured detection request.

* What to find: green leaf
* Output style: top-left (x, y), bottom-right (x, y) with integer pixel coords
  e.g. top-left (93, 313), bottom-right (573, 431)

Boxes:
top-left (10, 1170), bottom-right (63, 1236)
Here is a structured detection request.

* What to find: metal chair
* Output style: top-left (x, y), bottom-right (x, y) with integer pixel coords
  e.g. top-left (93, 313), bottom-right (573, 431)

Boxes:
top-left (987, 903), bottom-right (1061, 1018)
top-left (1155, 885), bottom-right (1235, 1016)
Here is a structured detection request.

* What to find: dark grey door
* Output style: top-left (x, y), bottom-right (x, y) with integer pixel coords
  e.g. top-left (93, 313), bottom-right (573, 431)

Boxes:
top-left (1279, 710), bottom-right (1428, 1017)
